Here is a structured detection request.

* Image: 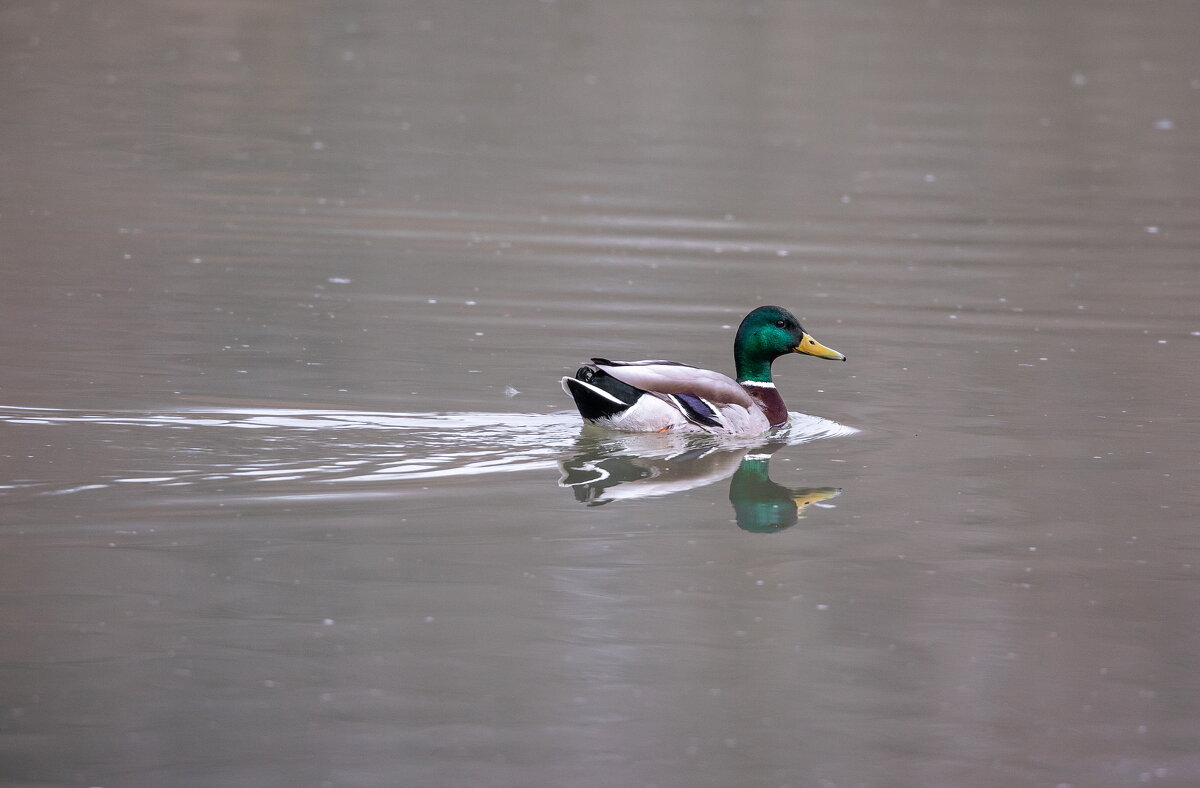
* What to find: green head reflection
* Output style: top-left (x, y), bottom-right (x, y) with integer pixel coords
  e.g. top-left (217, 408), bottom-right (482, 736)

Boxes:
top-left (728, 452), bottom-right (840, 532)
top-left (558, 431), bottom-right (843, 530)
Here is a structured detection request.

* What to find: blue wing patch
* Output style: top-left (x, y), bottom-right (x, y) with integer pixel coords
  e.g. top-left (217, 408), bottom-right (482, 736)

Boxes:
top-left (670, 393), bottom-right (723, 429)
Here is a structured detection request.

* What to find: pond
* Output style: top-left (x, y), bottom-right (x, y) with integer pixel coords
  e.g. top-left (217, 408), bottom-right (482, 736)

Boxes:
top-left (2, 1), bottom-right (1198, 786)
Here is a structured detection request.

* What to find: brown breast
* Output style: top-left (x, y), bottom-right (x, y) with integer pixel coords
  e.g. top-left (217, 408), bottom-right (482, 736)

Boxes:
top-left (742, 384), bottom-right (789, 427)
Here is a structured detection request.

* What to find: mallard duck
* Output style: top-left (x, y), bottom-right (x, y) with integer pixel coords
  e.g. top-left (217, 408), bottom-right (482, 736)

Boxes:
top-left (561, 305), bottom-right (845, 436)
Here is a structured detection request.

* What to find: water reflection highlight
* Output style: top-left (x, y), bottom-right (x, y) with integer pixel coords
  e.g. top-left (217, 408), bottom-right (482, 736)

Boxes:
top-left (559, 415), bottom-right (853, 530)
top-left (1, 406), bottom-right (855, 512)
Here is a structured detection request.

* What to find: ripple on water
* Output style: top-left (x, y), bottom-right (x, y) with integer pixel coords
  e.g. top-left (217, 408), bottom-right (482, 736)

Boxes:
top-left (0, 406), bottom-right (857, 501)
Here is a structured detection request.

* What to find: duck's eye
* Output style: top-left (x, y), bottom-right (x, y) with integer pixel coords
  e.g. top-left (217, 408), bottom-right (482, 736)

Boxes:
top-left (775, 320), bottom-right (787, 328)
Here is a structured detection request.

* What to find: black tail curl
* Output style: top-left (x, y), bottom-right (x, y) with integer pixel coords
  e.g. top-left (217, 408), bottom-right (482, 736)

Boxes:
top-left (565, 364), bottom-right (643, 421)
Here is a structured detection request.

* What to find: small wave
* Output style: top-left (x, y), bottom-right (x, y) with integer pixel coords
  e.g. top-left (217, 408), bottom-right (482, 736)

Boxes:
top-left (0, 406), bottom-right (856, 499)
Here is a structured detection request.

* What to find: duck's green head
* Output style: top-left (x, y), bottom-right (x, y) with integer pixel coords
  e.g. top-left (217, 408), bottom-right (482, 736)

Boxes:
top-left (734, 305), bottom-right (845, 382)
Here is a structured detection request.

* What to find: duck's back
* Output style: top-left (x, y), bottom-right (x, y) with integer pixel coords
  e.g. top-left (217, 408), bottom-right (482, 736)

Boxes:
top-left (590, 358), bottom-right (754, 407)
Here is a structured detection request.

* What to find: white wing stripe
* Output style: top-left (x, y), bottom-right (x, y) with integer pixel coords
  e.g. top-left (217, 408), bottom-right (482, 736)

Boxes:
top-left (563, 377), bottom-right (627, 405)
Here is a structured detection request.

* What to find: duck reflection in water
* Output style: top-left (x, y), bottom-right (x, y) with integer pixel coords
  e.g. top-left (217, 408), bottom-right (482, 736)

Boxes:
top-left (558, 428), bottom-right (840, 532)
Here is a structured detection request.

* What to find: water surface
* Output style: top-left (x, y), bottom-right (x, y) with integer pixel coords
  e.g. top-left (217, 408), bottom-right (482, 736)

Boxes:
top-left (2, 2), bottom-right (1199, 787)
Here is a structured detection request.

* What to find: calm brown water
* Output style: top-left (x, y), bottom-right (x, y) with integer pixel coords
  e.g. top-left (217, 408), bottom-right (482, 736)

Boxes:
top-left (2, 2), bottom-right (1199, 787)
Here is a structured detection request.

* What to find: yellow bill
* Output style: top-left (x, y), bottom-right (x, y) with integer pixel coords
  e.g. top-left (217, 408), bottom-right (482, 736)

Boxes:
top-left (792, 487), bottom-right (842, 518)
top-left (794, 332), bottom-right (846, 361)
